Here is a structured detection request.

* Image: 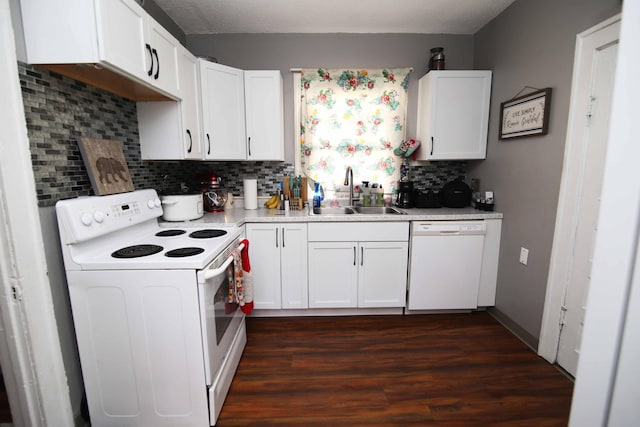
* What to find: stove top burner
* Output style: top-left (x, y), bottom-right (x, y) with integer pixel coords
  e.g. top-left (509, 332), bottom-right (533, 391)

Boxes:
top-left (155, 229), bottom-right (187, 237)
top-left (189, 229), bottom-right (228, 239)
top-left (165, 247), bottom-right (205, 258)
top-left (112, 244), bottom-right (164, 259)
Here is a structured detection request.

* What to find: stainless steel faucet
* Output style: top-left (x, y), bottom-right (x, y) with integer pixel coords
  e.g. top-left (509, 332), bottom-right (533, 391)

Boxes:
top-left (344, 166), bottom-right (355, 206)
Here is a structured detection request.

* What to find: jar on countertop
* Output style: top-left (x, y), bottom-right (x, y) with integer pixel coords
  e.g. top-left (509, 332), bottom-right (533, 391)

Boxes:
top-left (429, 47), bottom-right (445, 71)
top-left (200, 174), bottom-right (227, 212)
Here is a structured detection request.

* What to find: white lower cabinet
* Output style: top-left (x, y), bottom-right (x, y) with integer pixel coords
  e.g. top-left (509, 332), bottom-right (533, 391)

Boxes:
top-left (246, 223), bottom-right (308, 309)
top-left (308, 242), bottom-right (358, 308)
top-left (307, 223), bottom-right (409, 309)
top-left (358, 241), bottom-right (409, 307)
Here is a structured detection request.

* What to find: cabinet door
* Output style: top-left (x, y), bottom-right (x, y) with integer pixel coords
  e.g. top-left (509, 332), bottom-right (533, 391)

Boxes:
top-left (246, 224), bottom-right (281, 309)
top-left (138, 47), bottom-right (202, 160)
top-left (178, 49), bottom-right (202, 159)
top-left (358, 242), bottom-right (408, 308)
top-left (96, 0), bottom-right (148, 82)
top-left (97, 0), bottom-right (180, 98)
top-left (280, 224), bottom-right (308, 309)
top-left (244, 71), bottom-right (284, 161)
top-left (137, 101), bottom-right (183, 160)
top-left (146, 17), bottom-right (180, 97)
top-left (308, 242), bottom-right (358, 308)
top-left (416, 70), bottom-right (492, 160)
top-left (199, 61), bottom-right (247, 160)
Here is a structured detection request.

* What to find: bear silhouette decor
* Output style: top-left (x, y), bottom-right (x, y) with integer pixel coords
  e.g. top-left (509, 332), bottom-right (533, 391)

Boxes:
top-left (78, 137), bottom-right (135, 195)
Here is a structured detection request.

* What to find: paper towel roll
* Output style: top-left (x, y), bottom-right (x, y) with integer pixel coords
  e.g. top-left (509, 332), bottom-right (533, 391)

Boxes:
top-left (243, 179), bottom-right (258, 210)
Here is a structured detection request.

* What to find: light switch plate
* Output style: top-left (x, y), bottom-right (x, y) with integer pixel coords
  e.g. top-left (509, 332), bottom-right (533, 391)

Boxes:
top-left (519, 247), bottom-right (529, 265)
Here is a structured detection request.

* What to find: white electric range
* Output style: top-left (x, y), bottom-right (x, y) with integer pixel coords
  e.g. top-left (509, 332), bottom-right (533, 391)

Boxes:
top-left (56, 189), bottom-right (246, 426)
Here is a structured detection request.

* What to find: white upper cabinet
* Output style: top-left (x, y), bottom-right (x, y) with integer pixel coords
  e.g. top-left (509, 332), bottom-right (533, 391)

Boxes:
top-left (199, 61), bottom-right (247, 160)
top-left (177, 49), bottom-right (203, 159)
top-left (96, 0), bottom-right (148, 84)
top-left (142, 15), bottom-right (180, 96)
top-left (198, 63), bottom-right (284, 161)
top-left (95, 0), bottom-right (179, 97)
top-left (138, 47), bottom-right (202, 160)
top-left (244, 71), bottom-right (285, 161)
top-left (415, 70), bottom-right (492, 160)
top-left (139, 61), bottom-right (285, 161)
top-left (17, 0), bottom-right (180, 99)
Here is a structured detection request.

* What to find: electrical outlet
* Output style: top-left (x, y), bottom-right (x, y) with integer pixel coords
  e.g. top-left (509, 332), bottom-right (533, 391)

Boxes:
top-left (519, 247), bottom-right (529, 265)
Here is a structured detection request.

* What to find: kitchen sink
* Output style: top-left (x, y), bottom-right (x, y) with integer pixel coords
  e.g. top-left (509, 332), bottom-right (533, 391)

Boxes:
top-left (311, 206), bottom-right (356, 215)
top-left (310, 206), bottom-right (405, 216)
top-left (355, 206), bottom-right (405, 215)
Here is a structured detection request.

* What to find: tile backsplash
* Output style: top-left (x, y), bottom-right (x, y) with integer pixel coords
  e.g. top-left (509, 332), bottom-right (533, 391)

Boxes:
top-left (19, 63), bottom-right (466, 207)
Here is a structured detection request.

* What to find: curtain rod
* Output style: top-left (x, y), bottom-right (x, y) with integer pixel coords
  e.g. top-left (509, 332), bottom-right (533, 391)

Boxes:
top-left (290, 67), bottom-right (414, 73)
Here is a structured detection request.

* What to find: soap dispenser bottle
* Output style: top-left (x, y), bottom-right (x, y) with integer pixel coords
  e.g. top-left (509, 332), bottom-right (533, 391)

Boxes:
top-left (313, 182), bottom-right (322, 209)
top-left (362, 181), bottom-right (371, 206)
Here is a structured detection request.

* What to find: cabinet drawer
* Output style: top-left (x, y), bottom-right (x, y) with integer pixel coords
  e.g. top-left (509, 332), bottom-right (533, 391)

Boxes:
top-left (308, 222), bottom-right (409, 242)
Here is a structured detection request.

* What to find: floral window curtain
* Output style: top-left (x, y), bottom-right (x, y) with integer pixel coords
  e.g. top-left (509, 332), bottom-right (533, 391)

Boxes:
top-left (300, 68), bottom-right (411, 195)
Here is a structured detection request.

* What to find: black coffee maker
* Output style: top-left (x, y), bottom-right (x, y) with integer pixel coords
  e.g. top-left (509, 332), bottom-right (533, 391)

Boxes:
top-left (395, 181), bottom-right (414, 208)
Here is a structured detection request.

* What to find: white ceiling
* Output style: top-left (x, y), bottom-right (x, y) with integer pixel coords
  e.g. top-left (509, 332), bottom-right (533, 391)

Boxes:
top-left (152, 0), bottom-right (516, 35)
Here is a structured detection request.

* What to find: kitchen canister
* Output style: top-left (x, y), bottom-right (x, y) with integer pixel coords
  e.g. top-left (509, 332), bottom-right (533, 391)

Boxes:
top-left (428, 47), bottom-right (445, 71)
top-left (243, 179), bottom-right (258, 210)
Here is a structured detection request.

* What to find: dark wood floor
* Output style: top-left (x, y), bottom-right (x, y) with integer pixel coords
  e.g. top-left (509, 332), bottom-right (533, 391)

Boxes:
top-left (0, 371), bottom-right (11, 423)
top-left (218, 312), bottom-right (573, 426)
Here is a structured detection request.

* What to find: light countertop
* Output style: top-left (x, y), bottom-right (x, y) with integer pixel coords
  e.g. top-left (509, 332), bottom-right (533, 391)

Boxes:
top-left (161, 205), bottom-right (503, 228)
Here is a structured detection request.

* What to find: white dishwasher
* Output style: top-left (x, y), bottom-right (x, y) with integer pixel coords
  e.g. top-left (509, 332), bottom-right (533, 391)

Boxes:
top-left (408, 221), bottom-right (486, 310)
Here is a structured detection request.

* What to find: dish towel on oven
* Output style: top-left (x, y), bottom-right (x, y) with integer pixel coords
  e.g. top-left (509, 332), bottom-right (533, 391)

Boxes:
top-left (230, 248), bottom-right (244, 304)
top-left (226, 248), bottom-right (243, 314)
top-left (239, 239), bottom-right (254, 314)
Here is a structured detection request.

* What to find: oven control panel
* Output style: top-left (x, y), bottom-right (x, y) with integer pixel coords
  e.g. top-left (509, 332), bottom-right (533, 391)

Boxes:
top-left (111, 200), bottom-right (140, 217)
top-left (56, 189), bottom-right (163, 244)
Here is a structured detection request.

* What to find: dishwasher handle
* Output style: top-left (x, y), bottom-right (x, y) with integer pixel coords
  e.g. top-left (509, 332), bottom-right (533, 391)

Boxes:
top-left (412, 221), bottom-right (486, 236)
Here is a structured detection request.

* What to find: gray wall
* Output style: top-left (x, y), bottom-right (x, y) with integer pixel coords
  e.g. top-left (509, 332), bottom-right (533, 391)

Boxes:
top-left (143, 0), bottom-right (186, 45)
top-left (187, 33), bottom-right (474, 163)
top-left (468, 0), bottom-right (621, 346)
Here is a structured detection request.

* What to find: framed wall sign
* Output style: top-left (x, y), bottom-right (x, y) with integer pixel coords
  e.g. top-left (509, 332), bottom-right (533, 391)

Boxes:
top-left (499, 88), bottom-right (552, 139)
top-left (78, 137), bottom-right (134, 195)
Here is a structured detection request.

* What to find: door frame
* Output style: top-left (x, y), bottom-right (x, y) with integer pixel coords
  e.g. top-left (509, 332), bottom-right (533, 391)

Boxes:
top-left (0, 2), bottom-right (75, 425)
top-left (538, 14), bottom-right (621, 364)
top-left (569, 0), bottom-right (640, 422)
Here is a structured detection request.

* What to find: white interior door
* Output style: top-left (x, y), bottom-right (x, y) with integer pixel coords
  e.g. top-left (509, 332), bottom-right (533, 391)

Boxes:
top-left (557, 42), bottom-right (618, 376)
top-left (538, 16), bottom-right (620, 376)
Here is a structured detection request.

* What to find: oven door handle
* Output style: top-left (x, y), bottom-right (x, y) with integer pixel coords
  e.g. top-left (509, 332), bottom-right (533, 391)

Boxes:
top-left (203, 242), bottom-right (245, 280)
